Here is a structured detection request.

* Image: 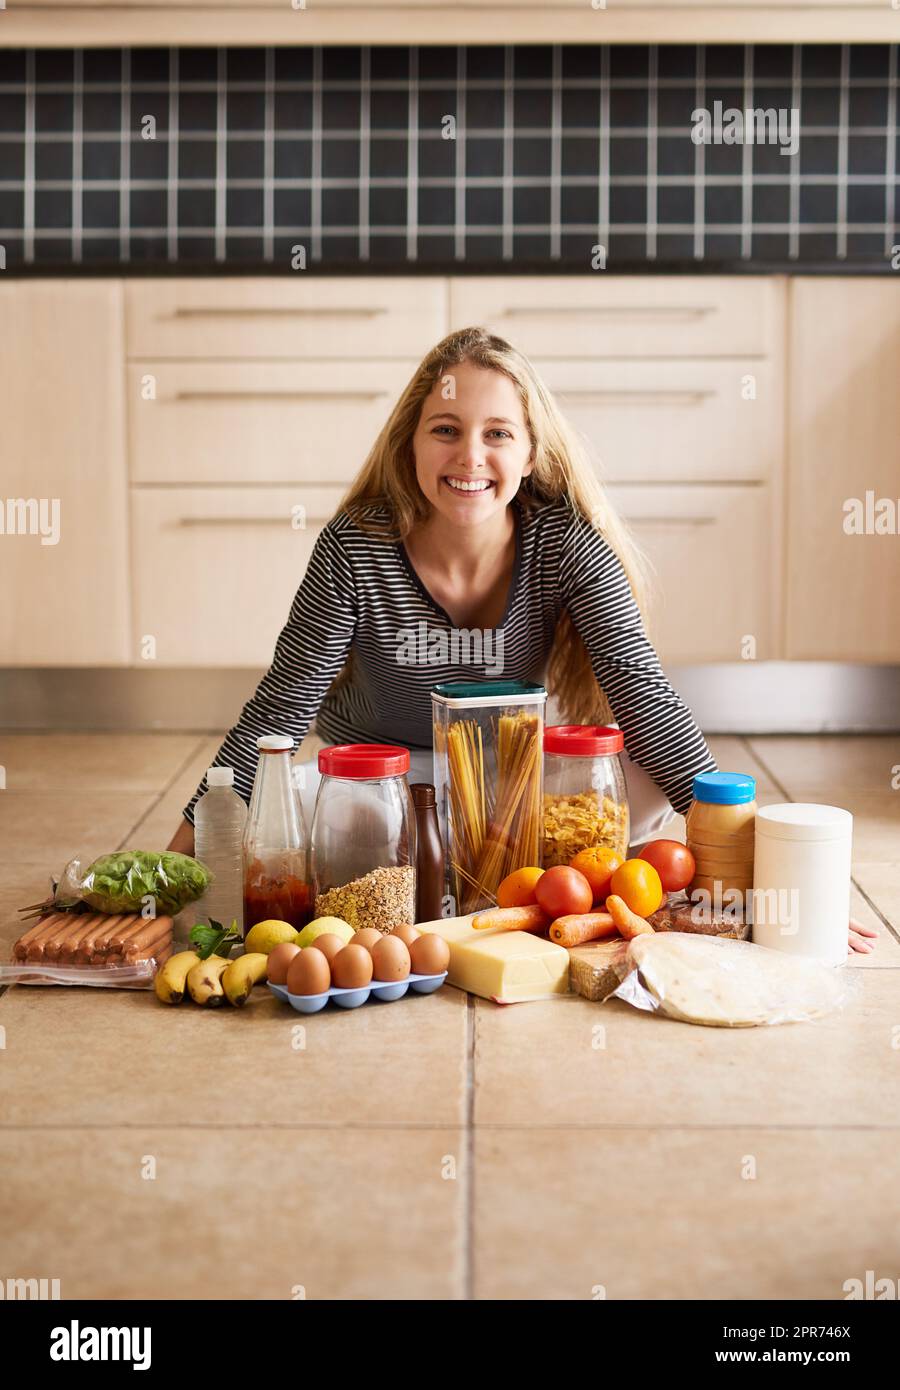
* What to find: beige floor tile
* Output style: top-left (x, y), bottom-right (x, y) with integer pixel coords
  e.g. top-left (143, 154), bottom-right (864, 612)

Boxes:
top-left (0, 733), bottom-right (205, 793)
top-left (0, 792), bottom-right (159, 867)
top-left (473, 1128), bottom-right (900, 1300)
top-left (847, 879), bottom-right (900, 967)
top-left (776, 792), bottom-right (900, 864)
top-left (0, 977), bottom-right (467, 1128)
top-left (706, 736), bottom-right (781, 792)
top-left (746, 735), bottom-right (900, 796)
top-left (0, 1126), bottom-right (464, 1299)
top-left (472, 968), bottom-right (900, 1129)
top-left (854, 864), bottom-right (900, 935)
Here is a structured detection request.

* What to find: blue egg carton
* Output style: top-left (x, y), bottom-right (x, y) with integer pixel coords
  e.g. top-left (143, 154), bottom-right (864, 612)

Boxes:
top-left (268, 971), bottom-right (448, 1013)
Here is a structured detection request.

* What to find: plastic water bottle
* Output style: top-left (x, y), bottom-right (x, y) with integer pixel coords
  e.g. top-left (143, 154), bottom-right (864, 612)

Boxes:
top-left (194, 767), bottom-right (248, 936)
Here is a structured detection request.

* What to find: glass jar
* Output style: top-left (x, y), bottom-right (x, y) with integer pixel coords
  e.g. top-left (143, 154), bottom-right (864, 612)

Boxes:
top-left (242, 735), bottom-right (312, 938)
top-left (685, 771), bottom-right (757, 897)
top-left (541, 725), bottom-right (629, 867)
top-left (310, 744), bottom-right (416, 934)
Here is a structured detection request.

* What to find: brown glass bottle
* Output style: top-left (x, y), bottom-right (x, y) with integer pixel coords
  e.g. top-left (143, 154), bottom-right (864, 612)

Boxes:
top-left (410, 783), bottom-right (445, 925)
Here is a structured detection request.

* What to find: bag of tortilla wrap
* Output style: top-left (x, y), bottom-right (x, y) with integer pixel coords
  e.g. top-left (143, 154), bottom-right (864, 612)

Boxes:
top-left (607, 931), bottom-right (851, 1027)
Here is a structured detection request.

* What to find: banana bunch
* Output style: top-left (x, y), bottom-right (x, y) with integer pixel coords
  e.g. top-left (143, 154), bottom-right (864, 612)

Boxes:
top-left (155, 950), bottom-right (268, 1008)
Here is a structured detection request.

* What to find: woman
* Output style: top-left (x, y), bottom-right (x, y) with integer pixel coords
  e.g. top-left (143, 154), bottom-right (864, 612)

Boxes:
top-left (168, 327), bottom-right (876, 953)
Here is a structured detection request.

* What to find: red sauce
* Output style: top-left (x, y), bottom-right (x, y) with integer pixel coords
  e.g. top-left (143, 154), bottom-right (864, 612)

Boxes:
top-left (243, 860), bottom-right (312, 937)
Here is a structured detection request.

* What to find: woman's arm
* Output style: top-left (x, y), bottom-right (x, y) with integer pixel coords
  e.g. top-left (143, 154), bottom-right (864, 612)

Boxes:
top-left (175, 523), bottom-right (359, 834)
top-left (559, 512), bottom-right (717, 817)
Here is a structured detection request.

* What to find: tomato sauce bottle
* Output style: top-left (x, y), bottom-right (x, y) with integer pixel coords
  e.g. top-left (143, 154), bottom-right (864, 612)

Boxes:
top-left (242, 735), bottom-right (312, 938)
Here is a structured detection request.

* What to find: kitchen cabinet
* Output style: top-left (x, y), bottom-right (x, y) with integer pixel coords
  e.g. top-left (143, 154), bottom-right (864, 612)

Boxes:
top-left (0, 281), bottom-right (129, 666)
top-left (785, 279), bottom-right (900, 663)
top-left (132, 485), bottom-right (344, 666)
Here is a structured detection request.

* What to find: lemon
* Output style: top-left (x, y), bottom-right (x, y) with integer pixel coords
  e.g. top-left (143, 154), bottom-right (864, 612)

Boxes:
top-left (295, 916), bottom-right (354, 949)
top-left (244, 920), bottom-right (300, 956)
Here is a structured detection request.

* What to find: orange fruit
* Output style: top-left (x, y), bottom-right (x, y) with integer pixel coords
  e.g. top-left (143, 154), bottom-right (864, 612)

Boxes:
top-left (569, 846), bottom-right (625, 903)
top-left (496, 866), bottom-right (545, 909)
top-left (609, 858), bottom-right (664, 917)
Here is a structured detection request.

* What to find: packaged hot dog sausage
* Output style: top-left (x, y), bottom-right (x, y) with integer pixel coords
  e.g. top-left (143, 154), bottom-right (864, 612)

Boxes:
top-left (2, 911), bottom-right (174, 988)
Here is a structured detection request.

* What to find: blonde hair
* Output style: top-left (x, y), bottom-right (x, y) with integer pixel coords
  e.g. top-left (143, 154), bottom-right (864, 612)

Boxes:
top-left (335, 325), bottom-right (652, 725)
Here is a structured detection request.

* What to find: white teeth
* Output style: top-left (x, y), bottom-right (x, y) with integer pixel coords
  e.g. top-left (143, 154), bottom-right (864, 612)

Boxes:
top-left (445, 478), bottom-right (493, 493)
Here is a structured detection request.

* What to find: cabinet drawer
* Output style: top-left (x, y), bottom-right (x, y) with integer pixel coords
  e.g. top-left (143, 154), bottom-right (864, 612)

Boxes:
top-left (606, 484), bottom-right (773, 663)
top-left (128, 360), bottom-right (415, 484)
top-left (539, 359), bottom-right (779, 482)
top-left (126, 278), bottom-right (445, 359)
top-left (132, 485), bottom-right (344, 666)
top-left (450, 276), bottom-right (777, 358)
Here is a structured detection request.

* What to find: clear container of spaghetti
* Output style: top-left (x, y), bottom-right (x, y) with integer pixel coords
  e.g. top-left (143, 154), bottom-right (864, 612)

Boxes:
top-left (541, 725), bottom-right (630, 867)
top-left (431, 681), bottom-right (547, 914)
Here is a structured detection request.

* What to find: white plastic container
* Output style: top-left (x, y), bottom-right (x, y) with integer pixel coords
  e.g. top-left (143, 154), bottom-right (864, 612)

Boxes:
top-left (195, 766), bottom-right (248, 936)
top-left (751, 803), bottom-right (853, 966)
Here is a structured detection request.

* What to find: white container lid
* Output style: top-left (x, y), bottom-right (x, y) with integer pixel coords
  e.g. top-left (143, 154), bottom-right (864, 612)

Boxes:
top-left (256, 735), bottom-right (294, 752)
top-left (206, 766), bottom-right (234, 786)
top-left (756, 802), bottom-right (853, 842)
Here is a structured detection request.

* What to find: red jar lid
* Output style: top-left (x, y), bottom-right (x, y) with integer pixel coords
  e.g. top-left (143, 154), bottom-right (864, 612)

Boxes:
top-left (543, 724), bottom-right (625, 756)
top-left (318, 743), bottom-right (411, 779)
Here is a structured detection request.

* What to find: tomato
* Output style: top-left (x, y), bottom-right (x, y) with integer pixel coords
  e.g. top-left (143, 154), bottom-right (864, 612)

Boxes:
top-left (569, 846), bottom-right (624, 904)
top-left (609, 858), bottom-right (664, 917)
top-left (497, 866), bottom-right (545, 909)
top-left (636, 840), bottom-right (695, 893)
top-left (535, 865), bottom-right (593, 919)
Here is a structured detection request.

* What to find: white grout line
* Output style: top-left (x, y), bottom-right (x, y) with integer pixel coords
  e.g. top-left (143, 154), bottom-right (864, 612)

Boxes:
top-left (72, 51), bottom-right (83, 263)
top-left (215, 48), bottom-right (226, 261)
top-left (311, 47), bottom-right (322, 261)
top-left (358, 45), bottom-right (371, 261)
top-left (598, 46), bottom-right (609, 257)
top-left (406, 46), bottom-right (419, 262)
top-left (23, 50), bottom-right (35, 263)
top-left (263, 46), bottom-right (274, 263)
top-left (167, 47), bottom-right (179, 263)
top-left (837, 43), bottom-right (849, 259)
top-left (741, 43), bottom-right (753, 260)
top-left (502, 46), bottom-right (513, 261)
top-left (646, 44), bottom-right (658, 260)
top-left (789, 43), bottom-right (801, 260)
top-left (550, 43), bottom-right (561, 261)
top-left (885, 45), bottom-right (897, 262)
top-left (693, 43), bottom-right (705, 260)
top-left (119, 49), bottom-right (130, 262)
top-left (454, 45), bottom-right (466, 262)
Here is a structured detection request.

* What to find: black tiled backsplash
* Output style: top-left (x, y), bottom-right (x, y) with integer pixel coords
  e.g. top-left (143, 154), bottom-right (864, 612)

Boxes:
top-left (0, 43), bottom-right (897, 270)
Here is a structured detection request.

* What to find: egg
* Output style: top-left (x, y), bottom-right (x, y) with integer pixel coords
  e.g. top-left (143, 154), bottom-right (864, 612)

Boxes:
top-left (390, 923), bottom-right (420, 951)
top-left (409, 933), bottom-right (450, 977)
top-left (371, 935), bottom-right (410, 982)
top-left (286, 947), bottom-right (331, 996)
top-left (266, 941), bottom-right (301, 985)
top-left (332, 943), bottom-right (374, 990)
top-left (311, 933), bottom-right (347, 967)
top-left (353, 927), bottom-right (384, 954)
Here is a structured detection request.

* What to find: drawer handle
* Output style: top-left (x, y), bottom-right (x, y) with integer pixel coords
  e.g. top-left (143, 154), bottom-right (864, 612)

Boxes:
top-left (629, 516), bottom-right (717, 527)
top-left (170, 307), bottom-right (388, 320)
top-left (173, 390), bottom-right (389, 403)
top-left (176, 516), bottom-right (329, 527)
top-left (559, 389), bottom-right (715, 408)
top-left (502, 305), bottom-right (716, 321)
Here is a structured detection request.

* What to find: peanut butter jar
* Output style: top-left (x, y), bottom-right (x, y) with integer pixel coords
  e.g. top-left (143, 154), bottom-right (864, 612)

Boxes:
top-left (686, 772), bottom-right (757, 898)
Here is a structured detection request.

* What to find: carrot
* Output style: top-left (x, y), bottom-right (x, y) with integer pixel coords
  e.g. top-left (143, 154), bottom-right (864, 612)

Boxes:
top-left (606, 894), bottom-right (655, 940)
top-left (471, 904), bottom-right (550, 933)
top-left (548, 912), bottom-right (617, 947)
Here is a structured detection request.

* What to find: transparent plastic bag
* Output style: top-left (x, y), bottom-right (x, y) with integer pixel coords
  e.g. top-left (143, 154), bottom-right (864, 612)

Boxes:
top-left (54, 850), bottom-right (211, 916)
top-left (607, 931), bottom-right (853, 1027)
top-left (0, 955), bottom-right (164, 990)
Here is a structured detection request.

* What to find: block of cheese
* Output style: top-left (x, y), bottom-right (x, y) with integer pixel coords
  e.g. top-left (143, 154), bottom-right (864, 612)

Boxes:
top-left (418, 914), bottom-right (499, 989)
top-left (450, 930), bottom-right (570, 1004)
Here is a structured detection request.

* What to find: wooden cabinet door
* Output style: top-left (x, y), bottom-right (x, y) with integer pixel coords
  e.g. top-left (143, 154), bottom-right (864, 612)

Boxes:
top-left (0, 281), bottom-right (129, 665)
top-left (786, 279), bottom-right (900, 662)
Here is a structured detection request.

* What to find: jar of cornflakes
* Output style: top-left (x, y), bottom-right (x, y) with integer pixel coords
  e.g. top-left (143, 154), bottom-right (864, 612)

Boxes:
top-left (541, 725), bottom-right (629, 868)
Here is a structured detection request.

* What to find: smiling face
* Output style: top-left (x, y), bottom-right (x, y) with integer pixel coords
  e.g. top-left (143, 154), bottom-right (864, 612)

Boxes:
top-left (411, 361), bottom-right (533, 528)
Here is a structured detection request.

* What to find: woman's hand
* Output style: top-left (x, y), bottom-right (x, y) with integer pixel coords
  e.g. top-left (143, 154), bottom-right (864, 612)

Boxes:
top-left (849, 916), bottom-right (879, 954)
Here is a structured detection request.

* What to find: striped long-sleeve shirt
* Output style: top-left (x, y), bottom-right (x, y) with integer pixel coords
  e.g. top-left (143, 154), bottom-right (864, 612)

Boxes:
top-left (183, 495), bottom-right (717, 824)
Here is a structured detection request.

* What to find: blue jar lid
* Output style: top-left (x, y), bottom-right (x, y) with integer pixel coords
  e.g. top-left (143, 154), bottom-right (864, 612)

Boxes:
top-left (692, 771), bottom-right (757, 805)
